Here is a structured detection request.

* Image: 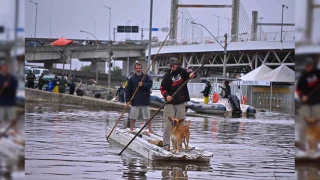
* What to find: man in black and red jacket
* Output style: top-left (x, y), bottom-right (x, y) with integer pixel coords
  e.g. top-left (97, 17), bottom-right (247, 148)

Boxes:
top-left (160, 57), bottom-right (196, 151)
top-left (296, 57), bottom-right (320, 105)
top-left (296, 57), bottom-right (320, 149)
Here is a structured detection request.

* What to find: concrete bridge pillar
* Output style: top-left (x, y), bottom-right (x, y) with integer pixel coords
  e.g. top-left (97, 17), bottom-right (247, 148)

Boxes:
top-left (91, 60), bottom-right (106, 74)
top-left (251, 11), bottom-right (258, 41)
top-left (44, 62), bottom-right (54, 73)
top-left (231, 0), bottom-right (240, 42)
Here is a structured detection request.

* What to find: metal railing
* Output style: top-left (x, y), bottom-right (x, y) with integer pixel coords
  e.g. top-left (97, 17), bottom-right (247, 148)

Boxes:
top-left (151, 31), bottom-right (295, 48)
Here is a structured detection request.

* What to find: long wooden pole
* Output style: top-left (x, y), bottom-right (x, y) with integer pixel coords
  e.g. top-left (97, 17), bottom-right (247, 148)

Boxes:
top-left (106, 17), bottom-right (180, 140)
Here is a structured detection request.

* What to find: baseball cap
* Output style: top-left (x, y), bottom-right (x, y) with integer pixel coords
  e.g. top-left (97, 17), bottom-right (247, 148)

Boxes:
top-left (305, 57), bottom-right (315, 66)
top-left (169, 57), bottom-right (180, 66)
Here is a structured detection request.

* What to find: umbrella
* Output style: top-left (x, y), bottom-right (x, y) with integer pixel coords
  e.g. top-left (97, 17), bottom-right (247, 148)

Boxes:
top-left (51, 38), bottom-right (73, 46)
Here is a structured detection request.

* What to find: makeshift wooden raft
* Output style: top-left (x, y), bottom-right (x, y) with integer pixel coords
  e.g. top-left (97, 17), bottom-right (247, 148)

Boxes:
top-left (107, 127), bottom-right (213, 161)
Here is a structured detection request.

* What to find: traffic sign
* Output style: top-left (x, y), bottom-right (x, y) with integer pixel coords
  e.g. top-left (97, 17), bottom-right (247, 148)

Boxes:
top-left (151, 28), bottom-right (159, 31)
top-left (17, 28), bottom-right (24, 32)
top-left (117, 26), bottom-right (139, 33)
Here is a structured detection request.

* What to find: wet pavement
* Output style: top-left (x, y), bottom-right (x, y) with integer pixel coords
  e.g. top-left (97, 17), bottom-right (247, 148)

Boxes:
top-left (25, 102), bottom-right (295, 180)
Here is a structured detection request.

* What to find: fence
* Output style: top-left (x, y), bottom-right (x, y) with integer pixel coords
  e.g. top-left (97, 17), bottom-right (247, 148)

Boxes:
top-left (151, 31), bottom-right (295, 48)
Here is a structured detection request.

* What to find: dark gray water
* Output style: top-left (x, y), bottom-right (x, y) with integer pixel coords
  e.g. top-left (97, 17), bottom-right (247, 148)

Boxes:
top-left (25, 102), bottom-right (295, 180)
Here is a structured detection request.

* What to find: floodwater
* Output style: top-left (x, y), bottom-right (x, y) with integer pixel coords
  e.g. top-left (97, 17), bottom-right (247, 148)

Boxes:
top-left (0, 113), bottom-right (25, 180)
top-left (25, 102), bottom-right (295, 180)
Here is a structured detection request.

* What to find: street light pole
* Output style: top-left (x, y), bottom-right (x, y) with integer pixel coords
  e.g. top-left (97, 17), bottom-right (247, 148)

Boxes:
top-left (213, 15), bottom-right (220, 37)
top-left (104, 6), bottom-right (111, 41)
top-left (259, 17), bottom-right (263, 40)
top-left (93, 21), bottom-right (96, 37)
top-left (223, 17), bottom-right (230, 35)
top-left (30, 1), bottom-right (38, 42)
top-left (141, 19), bottom-right (145, 41)
top-left (79, 30), bottom-right (104, 84)
top-left (191, 21), bottom-right (227, 77)
top-left (281, 4), bottom-right (288, 43)
top-left (126, 20), bottom-right (131, 39)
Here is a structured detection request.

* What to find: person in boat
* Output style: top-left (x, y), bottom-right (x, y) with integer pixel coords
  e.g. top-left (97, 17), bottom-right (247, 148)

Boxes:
top-left (296, 57), bottom-right (320, 147)
top-left (125, 63), bottom-right (153, 133)
top-left (0, 61), bottom-right (19, 134)
top-left (160, 57), bottom-right (196, 151)
top-left (116, 83), bottom-right (125, 103)
top-left (220, 81), bottom-right (231, 98)
top-left (201, 81), bottom-right (212, 104)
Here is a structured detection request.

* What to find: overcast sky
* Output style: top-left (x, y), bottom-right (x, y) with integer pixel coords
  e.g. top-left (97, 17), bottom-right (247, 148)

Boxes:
top-left (24, 0), bottom-right (300, 72)
top-left (0, 0), bottom-right (25, 41)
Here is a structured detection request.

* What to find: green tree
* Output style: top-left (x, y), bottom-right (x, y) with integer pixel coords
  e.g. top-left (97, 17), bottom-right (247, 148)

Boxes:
top-left (110, 66), bottom-right (123, 79)
top-left (80, 65), bottom-right (91, 72)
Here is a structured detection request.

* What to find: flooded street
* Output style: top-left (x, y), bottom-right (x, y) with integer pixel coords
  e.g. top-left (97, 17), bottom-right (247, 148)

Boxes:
top-left (25, 102), bottom-right (295, 180)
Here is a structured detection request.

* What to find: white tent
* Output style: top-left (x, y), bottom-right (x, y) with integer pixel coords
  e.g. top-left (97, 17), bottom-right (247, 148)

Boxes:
top-left (240, 64), bottom-right (273, 81)
top-left (257, 64), bottom-right (295, 112)
top-left (258, 64), bottom-right (295, 82)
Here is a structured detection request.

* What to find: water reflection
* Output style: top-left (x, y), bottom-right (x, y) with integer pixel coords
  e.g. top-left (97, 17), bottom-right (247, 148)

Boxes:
top-left (25, 102), bottom-right (295, 179)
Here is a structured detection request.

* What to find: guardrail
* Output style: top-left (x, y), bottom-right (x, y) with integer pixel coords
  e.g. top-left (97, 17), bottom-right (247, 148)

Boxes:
top-left (150, 31), bottom-right (295, 48)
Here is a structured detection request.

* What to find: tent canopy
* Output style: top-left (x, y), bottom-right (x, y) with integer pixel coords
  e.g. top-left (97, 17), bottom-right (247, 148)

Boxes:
top-left (258, 64), bottom-right (295, 83)
top-left (51, 38), bottom-right (73, 46)
top-left (240, 64), bottom-right (273, 81)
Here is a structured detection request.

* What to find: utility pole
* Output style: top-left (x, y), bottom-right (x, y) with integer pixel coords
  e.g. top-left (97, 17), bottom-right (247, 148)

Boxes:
top-left (108, 50), bottom-right (113, 90)
top-left (223, 33), bottom-right (227, 77)
top-left (147, 0), bottom-right (153, 73)
top-left (191, 21), bottom-right (228, 77)
top-left (104, 6), bottom-right (111, 41)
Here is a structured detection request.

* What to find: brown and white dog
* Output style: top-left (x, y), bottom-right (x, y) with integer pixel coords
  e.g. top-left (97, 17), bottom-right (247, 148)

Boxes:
top-left (304, 117), bottom-right (320, 153)
top-left (168, 117), bottom-right (191, 153)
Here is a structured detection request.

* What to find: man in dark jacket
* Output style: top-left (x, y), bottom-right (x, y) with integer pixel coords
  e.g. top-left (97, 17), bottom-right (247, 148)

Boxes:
top-left (160, 57), bottom-right (196, 151)
top-left (126, 63), bottom-right (153, 132)
top-left (58, 75), bottom-right (67, 93)
top-left (38, 72), bottom-right (45, 90)
top-left (26, 70), bottom-right (36, 88)
top-left (0, 62), bottom-right (18, 133)
top-left (116, 83), bottom-right (125, 103)
top-left (220, 81), bottom-right (231, 98)
top-left (201, 81), bottom-right (212, 104)
top-left (296, 57), bottom-right (320, 105)
top-left (68, 77), bottom-right (76, 95)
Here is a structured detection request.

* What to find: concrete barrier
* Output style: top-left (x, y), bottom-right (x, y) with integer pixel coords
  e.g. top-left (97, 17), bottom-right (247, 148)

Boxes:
top-left (25, 88), bottom-right (163, 114)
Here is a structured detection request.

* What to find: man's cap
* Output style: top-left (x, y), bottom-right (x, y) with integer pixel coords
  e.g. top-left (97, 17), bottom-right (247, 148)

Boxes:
top-left (305, 57), bottom-right (315, 66)
top-left (0, 61), bottom-right (7, 67)
top-left (169, 57), bottom-right (180, 66)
